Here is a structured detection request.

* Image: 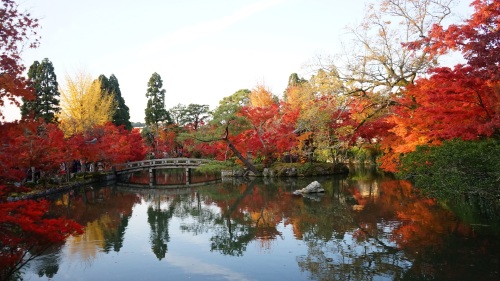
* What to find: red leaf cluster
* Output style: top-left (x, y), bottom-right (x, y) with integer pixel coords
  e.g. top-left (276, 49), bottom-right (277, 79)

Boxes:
top-left (0, 185), bottom-right (83, 280)
top-left (0, 0), bottom-right (40, 116)
top-left (379, 0), bottom-right (500, 171)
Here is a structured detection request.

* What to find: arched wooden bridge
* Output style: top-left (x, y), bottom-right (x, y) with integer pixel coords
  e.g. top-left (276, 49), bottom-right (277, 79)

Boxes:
top-left (113, 158), bottom-right (212, 174)
top-left (113, 158), bottom-right (212, 187)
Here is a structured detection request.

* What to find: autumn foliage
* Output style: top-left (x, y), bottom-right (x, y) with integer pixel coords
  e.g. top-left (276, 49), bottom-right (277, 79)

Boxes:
top-left (68, 123), bottom-right (147, 168)
top-left (0, 185), bottom-right (83, 280)
top-left (0, 120), bottom-right (69, 182)
top-left (0, 6), bottom-right (136, 278)
top-left (97, 0), bottom-right (500, 175)
top-left (0, 0), bottom-right (498, 189)
top-left (0, 0), bottom-right (39, 117)
top-left (238, 102), bottom-right (298, 164)
top-left (377, 0), bottom-right (500, 171)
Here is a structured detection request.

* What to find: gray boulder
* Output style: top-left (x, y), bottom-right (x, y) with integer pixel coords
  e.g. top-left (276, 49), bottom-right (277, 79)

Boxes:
top-left (293, 181), bottom-right (324, 195)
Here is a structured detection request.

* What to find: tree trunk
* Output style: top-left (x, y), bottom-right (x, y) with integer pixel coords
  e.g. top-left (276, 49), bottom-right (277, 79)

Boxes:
top-left (224, 140), bottom-right (260, 176)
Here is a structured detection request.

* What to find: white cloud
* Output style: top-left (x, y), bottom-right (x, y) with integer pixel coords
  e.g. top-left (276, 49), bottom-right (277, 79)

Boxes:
top-left (165, 254), bottom-right (256, 281)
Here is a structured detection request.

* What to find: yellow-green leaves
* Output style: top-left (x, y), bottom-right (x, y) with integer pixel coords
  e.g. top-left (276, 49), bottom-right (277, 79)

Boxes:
top-left (58, 71), bottom-right (115, 136)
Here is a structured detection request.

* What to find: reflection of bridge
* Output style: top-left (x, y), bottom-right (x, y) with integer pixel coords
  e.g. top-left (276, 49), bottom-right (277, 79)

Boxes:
top-left (113, 158), bottom-right (212, 187)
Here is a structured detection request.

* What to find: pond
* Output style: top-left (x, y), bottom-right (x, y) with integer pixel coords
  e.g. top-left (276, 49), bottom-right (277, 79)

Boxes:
top-left (14, 166), bottom-right (500, 280)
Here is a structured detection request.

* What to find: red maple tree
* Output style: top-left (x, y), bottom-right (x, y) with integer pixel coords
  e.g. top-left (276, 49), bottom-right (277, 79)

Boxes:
top-left (68, 123), bottom-right (147, 170)
top-left (238, 102), bottom-right (298, 165)
top-left (0, 0), bottom-right (40, 118)
top-left (379, 0), bottom-right (500, 171)
top-left (0, 120), bottom-right (69, 182)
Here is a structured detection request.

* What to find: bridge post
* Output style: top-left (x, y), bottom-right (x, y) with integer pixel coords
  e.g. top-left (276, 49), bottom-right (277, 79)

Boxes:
top-left (185, 168), bottom-right (191, 185)
top-left (149, 168), bottom-right (156, 187)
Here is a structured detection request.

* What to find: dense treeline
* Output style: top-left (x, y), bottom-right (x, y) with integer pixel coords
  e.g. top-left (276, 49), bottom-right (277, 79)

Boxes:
top-left (0, 0), bottom-right (497, 190)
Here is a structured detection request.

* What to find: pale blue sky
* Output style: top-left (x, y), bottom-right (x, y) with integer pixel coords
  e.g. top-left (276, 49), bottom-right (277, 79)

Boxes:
top-left (12, 0), bottom-right (471, 122)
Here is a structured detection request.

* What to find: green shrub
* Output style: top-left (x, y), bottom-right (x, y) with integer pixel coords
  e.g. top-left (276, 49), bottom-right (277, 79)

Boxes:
top-left (399, 138), bottom-right (500, 199)
top-left (195, 161), bottom-right (236, 174)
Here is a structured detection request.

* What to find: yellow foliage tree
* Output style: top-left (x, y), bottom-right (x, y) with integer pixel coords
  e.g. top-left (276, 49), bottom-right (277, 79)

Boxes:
top-left (58, 72), bottom-right (115, 136)
top-left (284, 69), bottom-right (349, 162)
top-left (249, 84), bottom-right (275, 107)
top-left (283, 83), bottom-right (314, 112)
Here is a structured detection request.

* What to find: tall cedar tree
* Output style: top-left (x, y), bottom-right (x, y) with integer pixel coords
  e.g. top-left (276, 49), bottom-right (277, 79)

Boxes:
top-left (98, 74), bottom-right (132, 130)
top-left (21, 58), bottom-right (60, 122)
top-left (145, 72), bottom-right (170, 129)
top-left (0, 0), bottom-right (39, 118)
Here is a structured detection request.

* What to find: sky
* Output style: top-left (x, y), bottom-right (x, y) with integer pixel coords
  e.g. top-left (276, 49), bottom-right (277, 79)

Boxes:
top-left (9, 0), bottom-right (472, 123)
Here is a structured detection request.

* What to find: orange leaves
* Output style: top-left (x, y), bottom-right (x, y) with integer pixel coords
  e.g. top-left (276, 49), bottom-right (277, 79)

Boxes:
top-left (378, 65), bottom-right (500, 171)
top-left (236, 102), bottom-right (297, 164)
top-left (249, 85), bottom-right (275, 107)
top-left (412, 0), bottom-right (500, 80)
top-left (350, 179), bottom-right (469, 251)
top-left (391, 65), bottom-right (498, 141)
top-left (377, 0), bottom-right (500, 171)
top-left (295, 131), bottom-right (313, 152)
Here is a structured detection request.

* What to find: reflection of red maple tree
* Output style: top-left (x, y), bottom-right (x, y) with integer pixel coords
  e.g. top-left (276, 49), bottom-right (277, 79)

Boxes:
top-left (351, 180), bottom-right (473, 254)
top-left (0, 185), bottom-right (83, 280)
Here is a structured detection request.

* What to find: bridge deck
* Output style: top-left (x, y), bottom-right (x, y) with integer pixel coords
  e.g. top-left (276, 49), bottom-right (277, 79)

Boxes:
top-left (114, 158), bottom-right (211, 175)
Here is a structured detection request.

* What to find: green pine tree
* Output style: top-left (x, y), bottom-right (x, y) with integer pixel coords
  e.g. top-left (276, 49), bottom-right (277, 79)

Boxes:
top-left (21, 58), bottom-right (60, 123)
top-left (145, 72), bottom-right (170, 129)
top-left (98, 74), bottom-right (132, 130)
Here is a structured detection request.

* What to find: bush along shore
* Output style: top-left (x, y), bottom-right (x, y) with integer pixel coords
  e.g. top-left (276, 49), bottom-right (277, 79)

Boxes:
top-left (6, 162), bottom-right (349, 201)
top-left (6, 172), bottom-right (114, 201)
top-left (218, 162), bottom-right (349, 178)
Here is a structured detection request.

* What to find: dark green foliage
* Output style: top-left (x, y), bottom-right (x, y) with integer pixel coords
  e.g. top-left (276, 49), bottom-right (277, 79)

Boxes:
top-left (287, 73), bottom-right (307, 87)
top-left (21, 58), bottom-right (60, 123)
top-left (147, 202), bottom-right (176, 260)
top-left (103, 214), bottom-right (130, 253)
top-left (195, 161), bottom-right (234, 174)
top-left (140, 126), bottom-right (155, 151)
top-left (269, 162), bottom-right (348, 177)
top-left (169, 103), bottom-right (210, 130)
top-left (145, 72), bottom-right (170, 128)
top-left (98, 74), bottom-right (132, 130)
top-left (168, 103), bottom-right (185, 125)
top-left (399, 139), bottom-right (500, 199)
top-left (210, 89), bottom-right (251, 135)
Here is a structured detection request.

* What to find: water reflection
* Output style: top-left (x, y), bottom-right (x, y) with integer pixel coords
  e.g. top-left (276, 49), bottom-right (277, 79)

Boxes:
top-left (36, 185), bottom-right (141, 273)
top-left (15, 167), bottom-right (500, 281)
top-left (122, 168), bottom-right (220, 187)
top-left (147, 196), bottom-right (178, 260)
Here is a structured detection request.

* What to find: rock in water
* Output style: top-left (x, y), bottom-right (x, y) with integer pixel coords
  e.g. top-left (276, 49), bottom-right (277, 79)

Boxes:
top-left (293, 181), bottom-right (325, 195)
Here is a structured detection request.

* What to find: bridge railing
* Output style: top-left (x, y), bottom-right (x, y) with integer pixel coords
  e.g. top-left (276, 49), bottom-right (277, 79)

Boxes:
top-left (113, 158), bottom-right (212, 172)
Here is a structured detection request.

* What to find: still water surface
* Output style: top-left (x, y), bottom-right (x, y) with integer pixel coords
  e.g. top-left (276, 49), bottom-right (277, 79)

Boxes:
top-left (21, 167), bottom-right (500, 281)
